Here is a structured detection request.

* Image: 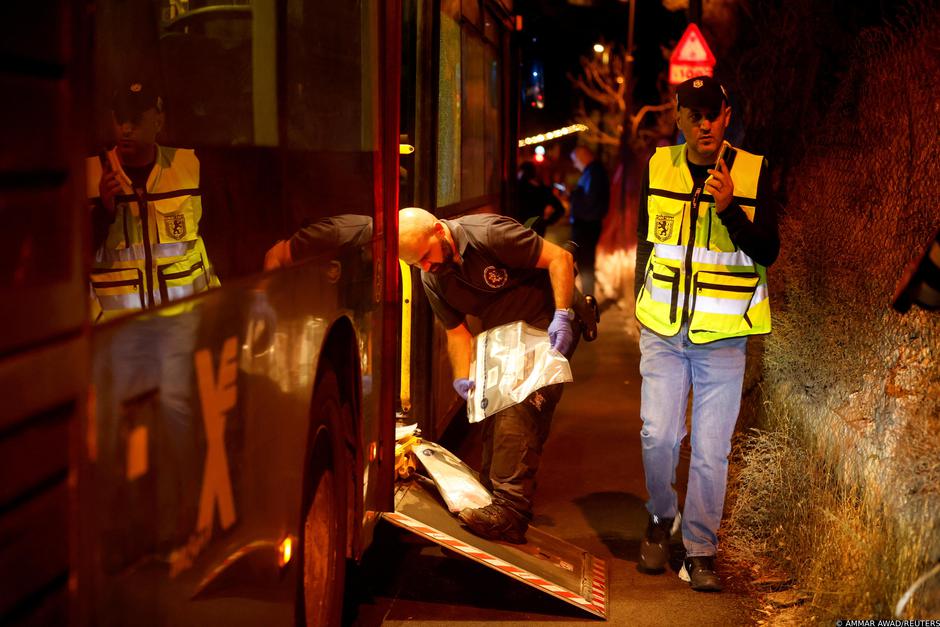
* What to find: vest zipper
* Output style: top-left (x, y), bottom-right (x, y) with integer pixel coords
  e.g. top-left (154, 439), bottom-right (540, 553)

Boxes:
top-left (706, 203), bottom-right (713, 250)
top-left (681, 190), bottom-right (701, 326)
top-left (695, 281), bottom-right (756, 292)
top-left (122, 204), bottom-right (131, 247)
top-left (135, 187), bottom-right (155, 308)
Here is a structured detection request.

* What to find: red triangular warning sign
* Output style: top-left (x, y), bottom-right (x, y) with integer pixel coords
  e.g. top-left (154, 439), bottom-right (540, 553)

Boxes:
top-left (671, 23), bottom-right (715, 64)
top-left (669, 23), bottom-right (716, 85)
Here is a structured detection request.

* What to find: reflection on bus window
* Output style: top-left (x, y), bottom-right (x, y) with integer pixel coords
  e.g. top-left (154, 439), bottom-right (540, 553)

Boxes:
top-left (92, 0), bottom-right (381, 282)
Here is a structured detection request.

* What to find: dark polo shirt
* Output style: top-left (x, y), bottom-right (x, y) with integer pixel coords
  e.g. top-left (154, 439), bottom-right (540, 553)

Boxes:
top-left (422, 214), bottom-right (555, 331)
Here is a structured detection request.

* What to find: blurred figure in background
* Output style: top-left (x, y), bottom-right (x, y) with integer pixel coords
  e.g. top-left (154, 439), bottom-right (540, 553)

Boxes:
top-left (516, 160), bottom-right (565, 237)
top-left (568, 146), bottom-right (610, 297)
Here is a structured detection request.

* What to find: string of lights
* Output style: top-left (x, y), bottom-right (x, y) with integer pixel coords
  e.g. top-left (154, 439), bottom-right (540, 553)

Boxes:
top-left (518, 124), bottom-right (588, 148)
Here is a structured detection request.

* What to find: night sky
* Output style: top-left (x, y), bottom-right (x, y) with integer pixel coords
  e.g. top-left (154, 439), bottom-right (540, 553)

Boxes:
top-left (517, 0), bottom-right (688, 137)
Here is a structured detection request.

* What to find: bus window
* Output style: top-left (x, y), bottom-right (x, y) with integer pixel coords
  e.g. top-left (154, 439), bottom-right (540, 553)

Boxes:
top-left (435, 0), bottom-right (507, 215)
top-left (285, 0), bottom-right (378, 154)
top-left (162, 3), bottom-right (274, 147)
top-left (90, 0), bottom-right (382, 283)
top-left (437, 6), bottom-right (461, 207)
top-left (484, 23), bottom-right (503, 196)
top-left (461, 30), bottom-right (486, 200)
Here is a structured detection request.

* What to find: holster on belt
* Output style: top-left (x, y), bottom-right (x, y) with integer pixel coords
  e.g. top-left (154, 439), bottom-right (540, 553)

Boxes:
top-left (572, 288), bottom-right (600, 341)
top-left (560, 240), bottom-right (599, 341)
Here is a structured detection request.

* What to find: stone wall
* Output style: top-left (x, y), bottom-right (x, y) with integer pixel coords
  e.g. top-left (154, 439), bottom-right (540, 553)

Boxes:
top-left (720, 0), bottom-right (940, 617)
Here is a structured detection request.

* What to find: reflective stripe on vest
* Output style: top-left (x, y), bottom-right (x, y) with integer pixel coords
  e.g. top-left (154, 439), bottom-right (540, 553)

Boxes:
top-left (652, 242), bottom-right (757, 268)
top-left (95, 293), bottom-right (147, 311)
top-left (91, 263), bottom-right (208, 311)
top-left (636, 144), bottom-right (771, 343)
top-left (96, 240), bottom-right (197, 264)
top-left (165, 274), bottom-right (208, 302)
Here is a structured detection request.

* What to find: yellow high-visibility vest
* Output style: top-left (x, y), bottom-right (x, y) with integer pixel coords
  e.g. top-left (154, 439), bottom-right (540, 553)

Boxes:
top-left (86, 146), bottom-right (219, 322)
top-left (635, 144), bottom-right (771, 343)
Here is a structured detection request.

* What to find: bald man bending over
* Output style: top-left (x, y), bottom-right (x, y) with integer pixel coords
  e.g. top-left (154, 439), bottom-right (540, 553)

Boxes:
top-left (399, 207), bottom-right (579, 543)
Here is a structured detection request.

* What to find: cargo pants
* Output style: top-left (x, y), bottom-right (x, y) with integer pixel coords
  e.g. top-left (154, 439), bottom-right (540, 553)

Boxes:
top-left (479, 382), bottom-right (564, 522)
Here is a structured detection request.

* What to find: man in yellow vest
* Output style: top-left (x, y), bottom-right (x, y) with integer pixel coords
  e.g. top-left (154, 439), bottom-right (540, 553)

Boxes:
top-left (87, 80), bottom-right (216, 556)
top-left (87, 79), bottom-right (218, 321)
top-left (633, 76), bottom-right (780, 591)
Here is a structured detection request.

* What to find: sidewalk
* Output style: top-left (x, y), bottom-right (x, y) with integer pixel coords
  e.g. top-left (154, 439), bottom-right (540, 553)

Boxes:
top-left (530, 303), bottom-right (754, 626)
top-left (353, 304), bottom-right (756, 625)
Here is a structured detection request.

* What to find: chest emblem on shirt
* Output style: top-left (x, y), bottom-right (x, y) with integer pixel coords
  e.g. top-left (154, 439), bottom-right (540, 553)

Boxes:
top-left (165, 213), bottom-right (187, 240)
top-left (483, 266), bottom-right (509, 289)
top-left (654, 214), bottom-right (674, 242)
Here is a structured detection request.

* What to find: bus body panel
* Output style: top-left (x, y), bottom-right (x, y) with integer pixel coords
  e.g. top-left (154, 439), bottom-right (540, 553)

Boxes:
top-left (81, 245), bottom-right (383, 625)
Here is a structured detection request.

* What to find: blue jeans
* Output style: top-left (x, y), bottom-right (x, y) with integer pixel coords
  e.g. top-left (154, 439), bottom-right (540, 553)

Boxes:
top-left (638, 326), bottom-right (747, 557)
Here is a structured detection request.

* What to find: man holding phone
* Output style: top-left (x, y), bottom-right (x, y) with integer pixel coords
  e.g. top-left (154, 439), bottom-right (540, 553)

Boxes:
top-left (633, 76), bottom-right (780, 591)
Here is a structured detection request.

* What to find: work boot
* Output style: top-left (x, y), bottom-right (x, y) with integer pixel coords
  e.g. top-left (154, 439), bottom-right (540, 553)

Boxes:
top-left (678, 555), bottom-right (723, 592)
top-left (458, 503), bottom-right (528, 544)
top-left (638, 512), bottom-right (679, 572)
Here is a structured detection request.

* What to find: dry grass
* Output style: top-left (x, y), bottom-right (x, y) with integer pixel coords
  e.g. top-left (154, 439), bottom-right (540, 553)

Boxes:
top-left (722, 401), bottom-right (939, 623)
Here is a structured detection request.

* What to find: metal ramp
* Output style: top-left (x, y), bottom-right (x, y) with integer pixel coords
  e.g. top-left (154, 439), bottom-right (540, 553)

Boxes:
top-left (383, 480), bottom-right (609, 620)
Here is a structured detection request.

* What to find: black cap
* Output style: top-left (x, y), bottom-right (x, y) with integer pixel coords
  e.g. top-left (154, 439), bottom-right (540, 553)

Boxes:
top-left (676, 75), bottom-right (728, 112)
top-left (112, 80), bottom-right (162, 121)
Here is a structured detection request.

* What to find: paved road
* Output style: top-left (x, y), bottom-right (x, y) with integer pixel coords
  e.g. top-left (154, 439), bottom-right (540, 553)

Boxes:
top-left (352, 305), bottom-right (755, 626)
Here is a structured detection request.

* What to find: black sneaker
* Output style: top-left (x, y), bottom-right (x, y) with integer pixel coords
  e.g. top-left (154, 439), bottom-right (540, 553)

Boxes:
top-left (679, 555), bottom-right (723, 592)
top-left (639, 512), bottom-right (679, 572)
top-left (458, 503), bottom-right (527, 544)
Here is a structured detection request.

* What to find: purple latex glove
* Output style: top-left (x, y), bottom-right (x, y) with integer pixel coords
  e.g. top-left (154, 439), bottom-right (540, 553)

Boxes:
top-left (453, 378), bottom-right (475, 400)
top-left (547, 309), bottom-right (574, 354)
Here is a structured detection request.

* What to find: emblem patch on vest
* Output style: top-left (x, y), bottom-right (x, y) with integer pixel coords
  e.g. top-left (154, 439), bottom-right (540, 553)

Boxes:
top-left (483, 266), bottom-right (508, 289)
top-left (165, 213), bottom-right (187, 240)
top-left (654, 215), bottom-right (674, 242)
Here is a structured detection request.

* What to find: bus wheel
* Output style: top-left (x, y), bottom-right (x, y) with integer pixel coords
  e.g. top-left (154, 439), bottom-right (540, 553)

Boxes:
top-left (301, 370), bottom-right (348, 627)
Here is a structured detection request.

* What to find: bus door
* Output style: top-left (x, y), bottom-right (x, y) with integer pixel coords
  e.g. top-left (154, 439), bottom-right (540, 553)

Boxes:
top-left (398, 0), bottom-right (517, 441)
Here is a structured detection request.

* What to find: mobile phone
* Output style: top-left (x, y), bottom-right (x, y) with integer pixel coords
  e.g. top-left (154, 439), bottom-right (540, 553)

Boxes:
top-left (553, 182), bottom-right (566, 192)
top-left (714, 140), bottom-right (730, 167)
top-left (705, 141), bottom-right (734, 190)
top-left (715, 141), bottom-right (738, 172)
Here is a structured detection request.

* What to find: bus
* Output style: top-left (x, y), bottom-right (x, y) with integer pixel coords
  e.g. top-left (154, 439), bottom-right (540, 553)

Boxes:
top-left (0, 0), bottom-right (518, 625)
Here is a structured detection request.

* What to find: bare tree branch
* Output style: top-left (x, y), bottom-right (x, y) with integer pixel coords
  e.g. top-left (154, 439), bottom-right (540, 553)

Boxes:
top-left (568, 41), bottom-right (678, 171)
top-left (630, 103), bottom-right (674, 138)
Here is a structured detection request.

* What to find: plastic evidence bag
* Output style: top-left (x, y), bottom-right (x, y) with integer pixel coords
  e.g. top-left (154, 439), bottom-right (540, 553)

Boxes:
top-left (413, 440), bottom-right (492, 513)
top-left (466, 320), bottom-right (573, 424)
